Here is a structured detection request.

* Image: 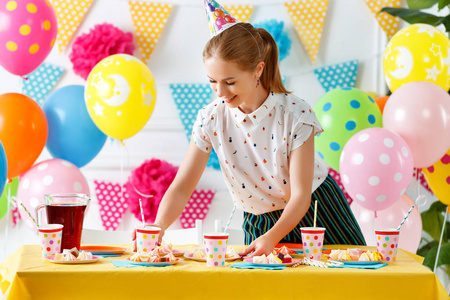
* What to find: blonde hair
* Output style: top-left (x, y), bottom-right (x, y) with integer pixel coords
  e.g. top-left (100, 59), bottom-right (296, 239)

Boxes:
top-left (203, 23), bottom-right (290, 94)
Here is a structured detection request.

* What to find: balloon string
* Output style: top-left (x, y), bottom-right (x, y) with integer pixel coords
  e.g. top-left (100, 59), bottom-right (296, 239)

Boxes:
top-left (120, 139), bottom-right (154, 198)
top-left (434, 206), bottom-right (448, 272)
top-left (120, 142), bottom-right (125, 206)
top-left (415, 169), bottom-right (427, 208)
top-left (3, 180), bottom-right (10, 256)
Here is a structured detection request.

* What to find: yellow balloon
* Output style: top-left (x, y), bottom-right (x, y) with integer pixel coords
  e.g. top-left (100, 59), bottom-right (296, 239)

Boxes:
top-left (85, 54), bottom-right (156, 140)
top-left (422, 148), bottom-right (450, 205)
top-left (383, 24), bottom-right (450, 92)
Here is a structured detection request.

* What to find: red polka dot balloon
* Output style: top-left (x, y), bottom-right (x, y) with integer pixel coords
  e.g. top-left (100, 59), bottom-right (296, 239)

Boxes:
top-left (422, 150), bottom-right (450, 205)
top-left (0, 0), bottom-right (57, 76)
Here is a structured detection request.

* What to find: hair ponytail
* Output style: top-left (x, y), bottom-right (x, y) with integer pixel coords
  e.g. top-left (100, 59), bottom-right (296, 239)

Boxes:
top-left (256, 28), bottom-right (290, 94)
top-left (203, 23), bottom-right (290, 94)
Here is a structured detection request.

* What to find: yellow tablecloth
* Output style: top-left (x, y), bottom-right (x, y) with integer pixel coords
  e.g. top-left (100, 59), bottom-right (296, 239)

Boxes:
top-left (0, 244), bottom-right (448, 300)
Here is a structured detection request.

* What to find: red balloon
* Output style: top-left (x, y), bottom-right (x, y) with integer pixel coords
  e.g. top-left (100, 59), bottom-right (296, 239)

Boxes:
top-left (0, 93), bottom-right (48, 178)
top-left (224, 15), bottom-right (236, 23)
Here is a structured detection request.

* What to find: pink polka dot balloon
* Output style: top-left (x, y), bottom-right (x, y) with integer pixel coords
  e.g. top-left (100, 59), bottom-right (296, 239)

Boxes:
top-left (0, 0), bottom-right (57, 76)
top-left (17, 159), bottom-right (90, 232)
top-left (339, 128), bottom-right (414, 211)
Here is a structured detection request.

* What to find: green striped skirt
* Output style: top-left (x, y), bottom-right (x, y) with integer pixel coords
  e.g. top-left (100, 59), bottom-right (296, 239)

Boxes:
top-left (243, 174), bottom-right (366, 246)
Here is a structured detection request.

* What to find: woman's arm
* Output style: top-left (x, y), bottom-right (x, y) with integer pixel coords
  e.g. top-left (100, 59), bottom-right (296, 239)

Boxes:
top-left (154, 139), bottom-right (210, 233)
top-left (132, 139), bottom-right (210, 245)
top-left (239, 130), bottom-right (315, 256)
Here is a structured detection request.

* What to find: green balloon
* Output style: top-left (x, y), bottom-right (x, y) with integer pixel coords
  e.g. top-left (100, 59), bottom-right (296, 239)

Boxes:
top-left (313, 87), bottom-right (382, 171)
top-left (0, 177), bottom-right (19, 221)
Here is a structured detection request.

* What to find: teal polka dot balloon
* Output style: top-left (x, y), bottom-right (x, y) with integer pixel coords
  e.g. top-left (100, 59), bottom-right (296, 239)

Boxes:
top-left (313, 87), bottom-right (382, 171)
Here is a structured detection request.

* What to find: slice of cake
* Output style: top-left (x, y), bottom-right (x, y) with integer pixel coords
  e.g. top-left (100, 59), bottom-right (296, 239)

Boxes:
top-left (253, 254), bottom-right (268, 264)
top-left (193, 249), bottom-right (206, 259)
top-left (77, 251), bottom-right (93, 261)
top-left (225, 247), bottom-right (237, 258)
top-left (267, 253), bottom-right (282, 264)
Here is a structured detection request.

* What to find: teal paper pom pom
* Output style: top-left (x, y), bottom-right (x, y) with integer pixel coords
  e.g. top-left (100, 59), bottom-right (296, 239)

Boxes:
top-left (254, 19), bottom-right (292, 62)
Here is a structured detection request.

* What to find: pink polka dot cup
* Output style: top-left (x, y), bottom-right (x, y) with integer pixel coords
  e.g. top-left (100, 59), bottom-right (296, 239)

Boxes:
top-left (375, 228), bottom-right (399, 262)
top-left (301, 227), bottom-right (326, 260)
top-left (136, 225), bottom-right (160, 253)
top-left (38, 224), bottom-right (63, 259)
top-left (204, 233), bottom-right (229, 267)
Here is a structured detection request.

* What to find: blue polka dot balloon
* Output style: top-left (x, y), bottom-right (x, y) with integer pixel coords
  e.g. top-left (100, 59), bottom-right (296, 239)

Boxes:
top-left (313, 87), bottom-right (382, 171)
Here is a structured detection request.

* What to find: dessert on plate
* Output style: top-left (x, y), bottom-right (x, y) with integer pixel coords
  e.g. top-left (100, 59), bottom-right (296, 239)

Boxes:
top-left (251, 253), bottom-right (293, 264)
top-left (273, 246), bottom-right (296, 255)
top-left (328, 248), bottom-right (384, 262)
top-left (53, 248), bottom-right (94, 261)
top-left (129, 252), bottom-right (179, 263)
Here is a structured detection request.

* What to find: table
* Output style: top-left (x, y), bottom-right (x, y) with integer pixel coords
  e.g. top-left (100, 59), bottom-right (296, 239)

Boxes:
top-left (0, 244), bottom-right (448, 299)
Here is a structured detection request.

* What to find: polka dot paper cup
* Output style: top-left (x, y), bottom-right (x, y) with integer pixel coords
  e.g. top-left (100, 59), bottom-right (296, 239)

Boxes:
top-left (375, 228), bottom-right (399, 262)
top-left (301, 227), bottom-right (326, 260)
top-left (38, 224), bottom-right (63, 259)
top-left (136, 225), bottom-right (160, 253)
top-left (204, 233), bottom-right (229, 267)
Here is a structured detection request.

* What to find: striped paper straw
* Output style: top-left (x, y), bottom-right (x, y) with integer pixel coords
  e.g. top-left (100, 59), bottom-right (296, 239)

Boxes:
top-left (139, 198), bottom-right (145, 228)
top-left (313, 200), bottom-right (318, 228)
top-left (19, 202), bottom-right (39, 228)
top-left (224, 204), bottom-right (237, 233)
top-left (301, 257), bottom-right (343, 268)
top-left (397, 205), bottom-right (414, 231)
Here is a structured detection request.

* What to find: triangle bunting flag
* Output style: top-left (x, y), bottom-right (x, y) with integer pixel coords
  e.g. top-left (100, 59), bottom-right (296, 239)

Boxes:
top-left (94, 180), bottom-right (129, 231)
top-left (128, 1), bottom-right (173, 64)
top-left (364, 0), bottom-right (401, 40)
top-left (313, 59), bottom-right (359, 92)
top-left (285, 0), bottom-right (329, 65)
top-left (52, 0), bottom-right (94, 53)
top-left (22, 63), bottom-right (65, 106)
top-left (169, 83), bottom-right (220, 170)
top-left (223, 4), bottom-right (253, 22)
top-left (179, 189), bottom-right (215, 229)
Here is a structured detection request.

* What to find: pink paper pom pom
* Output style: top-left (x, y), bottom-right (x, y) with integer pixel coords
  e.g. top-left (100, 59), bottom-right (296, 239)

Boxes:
top-left (69, 23), bottom-right (135, 80)
top-left (125, 159), bottom-right (178, 223)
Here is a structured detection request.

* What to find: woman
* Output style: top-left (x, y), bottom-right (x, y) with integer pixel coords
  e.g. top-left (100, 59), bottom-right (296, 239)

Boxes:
top-left (134, 4), bottom-right (366, 257)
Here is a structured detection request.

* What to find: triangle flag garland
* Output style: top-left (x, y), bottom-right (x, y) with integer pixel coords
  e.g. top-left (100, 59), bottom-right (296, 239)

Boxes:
top-left (94, 180), bottom-right (129, 231)
top-left (179, 189), bottom-right (215, 229)
top-left (128, 1), bottom-right (173, 64)
top-left (364, 0), bottom-right (401, 40)
top-left (313, 59), bottom-right (359, 92)
top-left (285, 0), bottom-right (329, 65)
top-left (223, 4), bottom-right (254, 22)
top-left (169, 83), bottom-right (213, 141)
top-left (22, 63), bottom-right (65, 106)
top-left (52, 0), bottom-right (94, 53)
top-left (169, 83), bottom-right (220, 170)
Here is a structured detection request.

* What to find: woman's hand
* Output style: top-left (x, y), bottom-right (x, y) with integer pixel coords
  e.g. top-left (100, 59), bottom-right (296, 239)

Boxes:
top-left (238, 234), bottom-right (277, 257)
top-left (131, 223), bottom-right (165, 252)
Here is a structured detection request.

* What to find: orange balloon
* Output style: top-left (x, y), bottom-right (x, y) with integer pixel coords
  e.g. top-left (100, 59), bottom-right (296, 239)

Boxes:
top-left (0, 93), bottom-right (48, 178)
top-left (374, 96), bottom-right (389, 114)
top-left (214, 9), bottom-right (225, 18)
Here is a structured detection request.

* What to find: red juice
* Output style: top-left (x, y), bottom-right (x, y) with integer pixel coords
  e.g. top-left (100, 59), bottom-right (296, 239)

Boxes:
top-left (46, 204), bottom-right (86, 251)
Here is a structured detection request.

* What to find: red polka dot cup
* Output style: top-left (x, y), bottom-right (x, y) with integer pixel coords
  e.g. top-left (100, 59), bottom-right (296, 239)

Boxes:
top-left (38, 224), bottom-right (63, 259)
top-left (136, 225), bottom-right (160, 253)
top-left (375, 228), bottom-right (399, 262)
top-left (204, 233), bottom-right (229, 267)
top-left (301, 227), bottom-right (326, 260)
